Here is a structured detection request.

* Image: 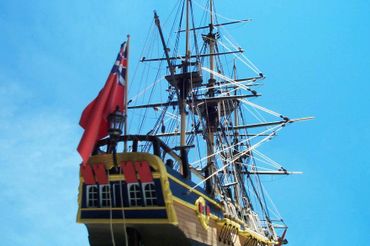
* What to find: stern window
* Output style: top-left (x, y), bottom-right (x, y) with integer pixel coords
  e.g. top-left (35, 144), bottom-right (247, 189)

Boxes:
top-left (128, 183), bottom-right (142, 206)
top-left (143, 183), bottom-right (157, 206)
top-left (86, 185), bottom-right (98, 208)
top-left (99, 184), bottom-right (111, 207)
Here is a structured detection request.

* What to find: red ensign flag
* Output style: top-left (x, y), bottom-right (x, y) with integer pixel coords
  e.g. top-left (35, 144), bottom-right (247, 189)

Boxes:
top-left (77, 42), bottom-right (128, 165)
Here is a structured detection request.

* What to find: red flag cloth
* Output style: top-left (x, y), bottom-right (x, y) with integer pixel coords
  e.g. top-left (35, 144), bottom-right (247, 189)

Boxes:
top-left (77, 42), bottom-right (128, 165)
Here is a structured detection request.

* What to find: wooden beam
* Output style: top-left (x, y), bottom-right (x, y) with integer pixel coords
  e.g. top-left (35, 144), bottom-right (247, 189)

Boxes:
top-left (128, 94), bottom-right (260, 109)
top-left (245, 170), bottom-right (303, 175)
top-left (154, 117), bottom-right (313, 137)
top-left (141, 50), bottom-right (243, 62)
top-left (177, 19), bottom-right (251, 33)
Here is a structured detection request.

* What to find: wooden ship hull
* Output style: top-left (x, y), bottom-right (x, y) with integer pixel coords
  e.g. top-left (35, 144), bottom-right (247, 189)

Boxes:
top-left (77, 142), bottom-right (278, 246)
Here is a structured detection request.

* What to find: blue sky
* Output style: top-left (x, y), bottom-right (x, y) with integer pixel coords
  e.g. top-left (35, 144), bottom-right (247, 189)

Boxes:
top-left (0, 0), bottom-right (369, 245)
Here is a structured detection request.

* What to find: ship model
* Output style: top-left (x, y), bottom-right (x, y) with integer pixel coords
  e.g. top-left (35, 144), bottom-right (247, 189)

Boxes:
top-left (76, 1), bottom-right (312, 245)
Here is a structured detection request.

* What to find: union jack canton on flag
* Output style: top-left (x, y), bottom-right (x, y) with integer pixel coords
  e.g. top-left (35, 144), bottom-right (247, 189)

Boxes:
top-left (111, 42), bottom-right (128, 86)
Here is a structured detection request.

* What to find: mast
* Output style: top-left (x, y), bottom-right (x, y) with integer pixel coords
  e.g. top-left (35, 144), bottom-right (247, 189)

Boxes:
top-left (205, 0), bottom-right (216, 195)
top-left (232, 61), bottom-right (241, 204)
top-left (124, 35), bottom-right (130, 152)
top-left (153, 2), bottom-right (199, 179)
top-left (177, 0), bottom-right (191, 179)
top-left (180, 0), bottom-right (190, 151)
top-left (185, 0), bottom-right (190, 64)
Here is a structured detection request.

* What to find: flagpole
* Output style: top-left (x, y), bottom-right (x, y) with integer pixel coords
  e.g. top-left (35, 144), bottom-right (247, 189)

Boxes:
top-left (124, 34), bottom-right (130, 152)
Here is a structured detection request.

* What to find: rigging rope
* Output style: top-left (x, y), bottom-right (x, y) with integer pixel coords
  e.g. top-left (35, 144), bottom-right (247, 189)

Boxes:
top-left (201, 66), bottom-right (257, 95)
top-left (217, 40), bottom-right (261, 75)
top-left (194, 80), bottom-right (257, 93)
top-left (192, 0), bottom-right (242, 22)
top-left (129, 78), bottom-right (164, 104)
top-left (254, 150), bottom-right (283, 169)
top-left (188, 124), bottom-right (284, 192)
top-left (108, 172), bottom-right (117, 246)
top-left (260, 182), bottom-right (283, 219)
top-left (223, 35), bottom-right (262, 73)
top-left (240, 99), bottom-right (283, 118)
top-left (117, 167), bottom-right (129, 246)
top-left (190, 123), bottom-right (282, 166)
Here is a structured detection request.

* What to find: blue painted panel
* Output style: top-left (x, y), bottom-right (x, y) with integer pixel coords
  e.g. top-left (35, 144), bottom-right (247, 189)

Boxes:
top-left (153, 179), bottom-right (165, 205)
top-left (166, 167), bottom-right (209, 195)
top-left (167, 178), bottom-right (223, 218)
top-left (81, 209), bottom-right (167, 219)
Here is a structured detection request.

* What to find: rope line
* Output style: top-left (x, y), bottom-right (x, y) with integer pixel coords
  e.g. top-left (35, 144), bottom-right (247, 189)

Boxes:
top-left (188, 124), bottom-right (284, 192)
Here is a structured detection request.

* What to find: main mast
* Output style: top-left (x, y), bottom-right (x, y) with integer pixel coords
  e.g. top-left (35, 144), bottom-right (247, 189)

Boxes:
top-left (153, 0), bottom-right (204, 179)
top-left (179, 0), bottom-right (190, 177)
top-left (205, 0), bottom-right (216, 195)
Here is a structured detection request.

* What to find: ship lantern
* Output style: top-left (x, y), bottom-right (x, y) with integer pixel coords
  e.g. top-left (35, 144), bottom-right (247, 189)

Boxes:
top-left (108, 107), bottom-right (124, 138)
